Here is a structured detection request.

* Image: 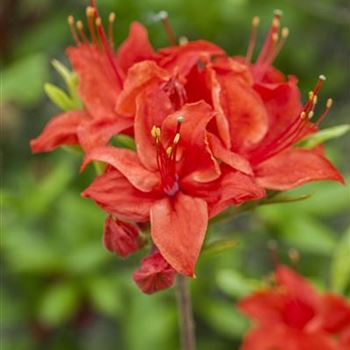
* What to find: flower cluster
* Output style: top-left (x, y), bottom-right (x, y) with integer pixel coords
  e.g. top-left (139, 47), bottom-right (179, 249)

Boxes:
top-left (31, 4), bottom-right (344, 294)
top-left (239, 265), bottom-right (350, 350)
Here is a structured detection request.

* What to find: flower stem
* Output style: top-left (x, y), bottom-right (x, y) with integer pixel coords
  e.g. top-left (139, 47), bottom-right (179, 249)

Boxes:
top-left (176, 275), bottom-right (196, 350)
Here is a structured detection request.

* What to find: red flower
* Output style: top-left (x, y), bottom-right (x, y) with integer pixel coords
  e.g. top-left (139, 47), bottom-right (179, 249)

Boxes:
top-left (238, 265), bottom-right (350, 350)
top-left (103, 215), bottom-right (140, 257)
top-left (82, 93), bottom-right (264, 277)
top-left (133, 250), bottom-right (176, 294)
top-left (31, 6), bottom-right (154, 153)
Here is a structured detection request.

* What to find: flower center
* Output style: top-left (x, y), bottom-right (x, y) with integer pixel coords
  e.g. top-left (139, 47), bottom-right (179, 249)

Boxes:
top-left (282, 298), bottom-right (315, 330)
top-left (250, 75), bottom-right (333, 164)
top-left (67, 5), bottom-right (123, 87)
top-left (151, 116), bottom-right (184, 196)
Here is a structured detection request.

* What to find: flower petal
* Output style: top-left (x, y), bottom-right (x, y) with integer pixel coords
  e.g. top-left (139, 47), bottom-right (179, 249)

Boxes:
top-left (67, 45), bottom-right (121, 120)
top-left (217, 75), bottom-right (268, 152)
top-left (31, 111), bottom-right (89, 153)
top-left (116, 21), bottom-right (155, 75)
top-left (82, 170), bottom-right (157, 222)
top-left (255, 148), bottom-right (345, 191)
top-left (134, 85), bottom-right (173, 171)
top-left (207, 133), bottom-right (253, 175)
top-left (81, 146), bottom-right (160, 192)
top-left (150, 192), bottom-right (208, 276)
top-left (77, 116), bottom-right (133, 152)
top-left (133, 251), bottom-right (176, 294)
top-left (115, 61), bottom-right (170, 117)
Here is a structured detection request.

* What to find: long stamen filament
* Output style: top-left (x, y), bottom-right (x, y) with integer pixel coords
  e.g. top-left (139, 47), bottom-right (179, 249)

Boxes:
top-left (159, 11), bottom-right (177, 46)
top-left (108, 12), bottom-right (116, 48)
top-left (246, 16), bottom-right (260, 64)
top-left (68, 15), bottom-right (80, 44)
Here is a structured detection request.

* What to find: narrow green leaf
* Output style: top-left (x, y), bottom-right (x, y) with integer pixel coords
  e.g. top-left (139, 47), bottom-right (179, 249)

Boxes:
top-left (331, 227), bottom-right (350, 293)
top-left (297, 124), bottom-right (350, 149)
top-left (202, 239), bottom-right (238, 257)
top-left (44, 83), bottom-right (76, 111)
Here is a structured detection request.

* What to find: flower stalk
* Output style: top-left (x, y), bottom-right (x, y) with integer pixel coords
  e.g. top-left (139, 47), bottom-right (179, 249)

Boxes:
top-left (176, 275), bottom-right (196, 350)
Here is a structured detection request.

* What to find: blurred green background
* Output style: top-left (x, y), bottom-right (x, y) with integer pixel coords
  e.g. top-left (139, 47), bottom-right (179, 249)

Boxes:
top-left (1, 0), bottom-right (350, 349)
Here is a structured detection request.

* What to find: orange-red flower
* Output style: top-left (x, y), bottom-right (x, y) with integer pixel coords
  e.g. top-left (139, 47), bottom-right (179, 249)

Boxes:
top-left (31, 6), bottom-right (154, 153)
top-left (239, 265), bottom-right (350, 350)
top-left (82, 96), bottom-right (264, 277)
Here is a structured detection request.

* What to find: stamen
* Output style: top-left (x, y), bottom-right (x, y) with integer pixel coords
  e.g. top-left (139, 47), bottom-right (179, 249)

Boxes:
top-left (76, 20), bottom-right (89, 44)
top-left (316, 98), bottom-right (333, 126)
top-left (173, 133), bottom-right (180, 145)
top-left (95, 16), bottom-right (123, 86)
top-left (246, 16), bottom-right (260, 64)
top-left (158, 11), bottom-right (177, 46)
top-left (68, 15), bottom-right (80, 44)
top-left (179, 36), bottom-right (189, 46)
top-left (86, 6), bottom-right (98, 46)
top-left (166, 146), bottom-right (173, 156)
top-left (108, 12), bottom-right (116, 48)
top-left (307, 111), bottom-right (314, 120)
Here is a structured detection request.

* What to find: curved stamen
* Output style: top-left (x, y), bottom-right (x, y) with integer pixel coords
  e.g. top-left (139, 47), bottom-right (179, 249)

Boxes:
top-left (158, 11), bottom-right (177, 46)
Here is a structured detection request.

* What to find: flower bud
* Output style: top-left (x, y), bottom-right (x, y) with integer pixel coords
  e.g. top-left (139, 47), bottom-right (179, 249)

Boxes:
top-left (133, 251), bottom-right (176, 294)
top-left (104, 216), bottom-right (140, 257)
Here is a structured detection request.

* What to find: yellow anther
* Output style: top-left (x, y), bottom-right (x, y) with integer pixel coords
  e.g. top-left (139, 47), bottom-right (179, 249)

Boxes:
top-left (272, 33), bottom-right (279, 42)
top-left (166, 146), bottom-right (173, 156)
top-left (308, 111), bottom-right (314, 119)
top-left (86, 6), bottom-right (95, 17)
top-left (109, 12), bottom-right (116, 23)
top-left (273, 9), bottom-right (283, 17)
top-left (68, 15), bottom-right (75, 25)
top-left (179, 36), bottom-right (189, 46)
top-left (76, 20), bottom-right (84, 31)
top-left (151, 126), bottom-right (157, 138)
top-left (281, 27), bottom-right (289, 38)
top-left (288, 248), bottom-right (300, 264)
top-left (95, 17), bottom-right (102, 27)
top-left (319, 74), bottom-right (326, 81)
top-left (252, 16), bottom-right (260, 27)
top-left (313, 95), bottom-right (318, 105)
top-left (326, 98), bottom-right (333, 109)
top-left (300, 111), bottom-right (307, 119)
top-left (173, 133), bottom-right (181, 145)
top-left (272, 17), bottom-right (280, 28)
top-left (308, 91), bottom-right (314, 100)
top-left (177, 115), bottom-right (184, 123)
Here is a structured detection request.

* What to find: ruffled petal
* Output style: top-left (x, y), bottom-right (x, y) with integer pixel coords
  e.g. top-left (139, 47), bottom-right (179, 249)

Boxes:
top-left (81, 146), bottom-right (160, 192)
top-left (103, 215), bottom-right (140, 257)
top-left (150, 192), bottom-right (208, 276)
top-left (133, 251), bottom-right (176, 294)
top-left (158, 40), bottom-right (225, 78)
top-left (116, 21), bottom-right (155, 75)
top-left (31, 111), bottom-right (89, 153)
top-left (115, 61), bottom-right (170, 117)
top-left (67, 45), bottom-right (121, 120)
top-left (77, 116), bottom-right (133, 152)
top-left (207, 133), bottom-right (253, 175)
top-left (217, 75), bottom-right (268, 152)
top-left (255, 148), bottom-right (345, 191)
top-left (82, 170), bottom-right (158, 222)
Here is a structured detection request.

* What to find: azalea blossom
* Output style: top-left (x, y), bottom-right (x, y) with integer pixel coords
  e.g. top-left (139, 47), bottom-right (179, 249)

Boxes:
top-left (239, 265), bottom-right (350, 350)
top-left (31, 5), bottom-right (154, 153)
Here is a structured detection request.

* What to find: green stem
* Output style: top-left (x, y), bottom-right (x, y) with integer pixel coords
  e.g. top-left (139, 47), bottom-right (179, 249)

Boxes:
top-left (176, 275), bottom-right (196, 350)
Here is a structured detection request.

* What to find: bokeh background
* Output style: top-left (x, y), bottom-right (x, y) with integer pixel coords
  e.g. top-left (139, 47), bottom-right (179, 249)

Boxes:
top-left (2, 0), bottom-right (350, 349)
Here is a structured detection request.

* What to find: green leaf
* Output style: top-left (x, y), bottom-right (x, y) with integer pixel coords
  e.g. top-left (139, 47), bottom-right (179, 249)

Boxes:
top-left (216, 269), bottom-right (260, 298)
top-left (44, 83), bottom-right (77, 111)
top-left (297, 124), bottom-right (350, 149)
top-left (87, 276), bottom-right (123, 317)
top-left (199, 299), bottom-right (248, 338)
top-left (202, 239), bottom-right (238, 258)
top-left (38, 282), bottom-right (80, 327)
top-left (2, 53), bottom-right (48, 106)
top-left (331, 227), bottom-right (350, 293)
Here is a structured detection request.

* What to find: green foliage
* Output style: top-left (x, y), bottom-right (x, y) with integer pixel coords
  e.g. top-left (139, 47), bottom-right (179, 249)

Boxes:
top-left (2, 0), bottom-right (349, 349)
